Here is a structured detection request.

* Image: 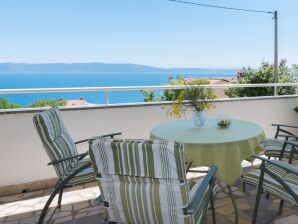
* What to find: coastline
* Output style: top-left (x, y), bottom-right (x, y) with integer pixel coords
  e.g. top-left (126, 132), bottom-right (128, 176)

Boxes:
top-left (0, 73), bottom-right (237, 106)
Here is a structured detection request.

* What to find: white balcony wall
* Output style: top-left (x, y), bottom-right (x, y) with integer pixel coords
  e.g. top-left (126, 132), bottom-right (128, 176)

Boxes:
top-left (0, 97), bottom-right (297, 187)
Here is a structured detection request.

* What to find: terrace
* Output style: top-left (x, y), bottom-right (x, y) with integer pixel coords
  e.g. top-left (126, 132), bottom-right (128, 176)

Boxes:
top-left (0, 83), bottom-right (298, 223)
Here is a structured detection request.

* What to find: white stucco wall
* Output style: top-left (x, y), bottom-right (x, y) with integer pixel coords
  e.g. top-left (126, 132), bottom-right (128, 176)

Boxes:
top-left (0, 97), bottom-right (297, 187)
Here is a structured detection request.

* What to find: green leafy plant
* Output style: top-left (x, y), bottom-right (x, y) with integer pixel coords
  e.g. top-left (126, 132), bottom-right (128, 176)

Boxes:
top-left (0, 98), bottom-right (21, 109)
top-left (168, 79), bottom-right (216, 117)
top-left (141, 75), bottom-right (215, 102)
top-left (294, 98), bottom-right (298, 113)
top-left (225, 59), bottom-right (297, 97)
top-left (28, 99), bottom-right (66, 108)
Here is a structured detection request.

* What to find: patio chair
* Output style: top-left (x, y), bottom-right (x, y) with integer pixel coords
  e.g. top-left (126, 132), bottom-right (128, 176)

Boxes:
top-left (89, 137), bottom-right (217, 224)
top-left (263, 124), bottom-right (298, 160)
top-left (33, 107), bottom-right (121, 224)
top-left (242, 141), bottom-right (298, 224)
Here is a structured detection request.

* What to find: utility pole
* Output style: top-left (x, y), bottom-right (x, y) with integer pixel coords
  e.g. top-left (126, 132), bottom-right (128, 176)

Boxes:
top-left (274, 11), bottom-right (278, 95)
top-left (168, 1), bottom-right (280, 94)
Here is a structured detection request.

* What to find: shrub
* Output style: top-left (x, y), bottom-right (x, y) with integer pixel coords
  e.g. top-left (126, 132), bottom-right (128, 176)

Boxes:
top-left (28, 99), bottom-right (66, 108)
top-left (224, 60), bottom-right (297, 97)
top-left (0, 98), bottom-right (21, 109)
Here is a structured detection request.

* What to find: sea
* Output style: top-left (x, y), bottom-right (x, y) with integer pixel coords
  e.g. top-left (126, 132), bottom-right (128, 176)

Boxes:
top-left (0, 73), bottom-right (236, 106)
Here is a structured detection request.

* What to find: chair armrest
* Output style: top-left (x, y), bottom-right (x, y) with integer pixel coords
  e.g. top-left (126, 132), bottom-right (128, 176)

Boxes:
top-left (272, 124), bottom-right (298, 129)
top-left (100, 132), bottom-right (122, 138)
top-left (276, 131), bottom-right (297, 138)
top-left (277, 134), bottom-right (298, 140)
top-left (272, 124), bottom-right (298, 139)
top-left (75, 139), bottom-right (89, 144)
top-left (254, 155), bottom-right (298, 175)
top-left (47, 152), bottom-right (88, 166)
top-left (75, 132), bottom-right (122, 144)
top-left (285, 140), bottom-right (298, 147)
top-left (187, 165), bottom-right (217, 214)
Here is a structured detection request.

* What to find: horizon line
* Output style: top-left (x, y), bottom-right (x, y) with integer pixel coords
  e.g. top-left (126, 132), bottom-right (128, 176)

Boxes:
top-left (0, 61), bottom-right (242, 70)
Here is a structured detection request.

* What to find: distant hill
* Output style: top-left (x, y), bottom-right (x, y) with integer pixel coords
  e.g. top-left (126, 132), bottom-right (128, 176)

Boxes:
top-left (0, 63), bottom-right (238, 74)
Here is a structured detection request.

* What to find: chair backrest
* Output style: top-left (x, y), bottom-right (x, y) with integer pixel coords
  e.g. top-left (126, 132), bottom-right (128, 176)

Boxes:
top-left (33, 107), bottom-right (78, 177)
top-left (89, 137), bottom-right (193, 224)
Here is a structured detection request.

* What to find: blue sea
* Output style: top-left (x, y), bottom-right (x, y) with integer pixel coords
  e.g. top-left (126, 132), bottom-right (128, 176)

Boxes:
top-left (0, 73), bottom-right (236, 106)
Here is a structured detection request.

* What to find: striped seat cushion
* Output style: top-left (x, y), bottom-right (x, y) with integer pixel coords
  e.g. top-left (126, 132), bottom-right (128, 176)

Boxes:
top-left (263, 138), bottom-right (298, 159)
top-left (65, 159), bottom-right (96, 185)
top-left (33, 107), bottom-right (78, 177)
top-left (243, 162), bottom-right (298, 206)
top-left (89, 138), bottom-right (209, 224)
top-left (98, 175), bottom-right (192, 223)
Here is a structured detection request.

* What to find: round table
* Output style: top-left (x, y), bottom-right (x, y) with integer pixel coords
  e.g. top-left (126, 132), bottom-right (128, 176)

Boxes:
top-left (150, 118), bottom-right (265, 185)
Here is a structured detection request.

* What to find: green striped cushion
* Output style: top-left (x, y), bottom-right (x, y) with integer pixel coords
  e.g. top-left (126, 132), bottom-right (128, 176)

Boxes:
top-left (89, 138), bottom-right (198, 224)
top-left (65, 159), bottom-right (95, 185)
top-left (284, 173), bottom-right (298, 186)
top-left (243, 162), bottom-right (298, 206)
top-left (263, 139), bottom-right (298, 159)
top-left (89, 138), bottom-right (186, 180)
top-left (99, 175), bottom-right (192, 223)
top-left (33, 107), bottom-right (78, 177)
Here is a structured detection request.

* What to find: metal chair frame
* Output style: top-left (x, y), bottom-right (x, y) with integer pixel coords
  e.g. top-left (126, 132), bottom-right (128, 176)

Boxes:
top-left (268, 123), bottom-right (298, 159)
top-left (186, 165), bottom-right (217, 224)
top-left (38, 132), bottom-right (121, 224)
top-left (243, 123), bottom-right (298, 191)
top-left (252, 141), bottom-right (298, 224)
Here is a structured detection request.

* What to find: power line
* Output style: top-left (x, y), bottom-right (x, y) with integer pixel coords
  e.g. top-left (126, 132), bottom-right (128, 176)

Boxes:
top-left (168, 0), bottom-right (274, 14)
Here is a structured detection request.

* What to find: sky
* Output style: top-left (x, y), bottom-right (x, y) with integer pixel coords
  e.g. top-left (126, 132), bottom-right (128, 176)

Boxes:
top-left (0, 0), bottom-right (297, 68)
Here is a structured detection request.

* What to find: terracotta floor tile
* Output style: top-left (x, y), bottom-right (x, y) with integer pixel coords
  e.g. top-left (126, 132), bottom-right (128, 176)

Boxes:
top-left (0, 176), bottom-right (297, 224)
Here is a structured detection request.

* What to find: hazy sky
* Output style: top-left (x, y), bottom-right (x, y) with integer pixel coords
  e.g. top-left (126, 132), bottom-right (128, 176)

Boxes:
top-left (0, 0), bottom-right (297, 68)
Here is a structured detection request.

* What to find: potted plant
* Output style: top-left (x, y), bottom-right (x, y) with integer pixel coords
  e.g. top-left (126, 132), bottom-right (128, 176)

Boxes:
top-left (168, 78), bottom-right (216, 127)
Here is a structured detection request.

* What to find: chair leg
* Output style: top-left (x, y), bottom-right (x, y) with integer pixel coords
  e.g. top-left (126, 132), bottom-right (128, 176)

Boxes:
top-left (227, 185), bottom-right (238, 224)
top-left (57, 188), bottom-right (64, 208)
top-left (210, 191), bottom-right (216, 224)
top-left (242, 176), bottom-right (246, 193)
top-left (278, 200), bottom-right (284, 215)
top-left (38, 181), bottom-right (64, 224)
top-left (38, 161), bottom-right (91, 224)
top-left (252, 187), bottom-right (262, 224)
top-left (252, 162), bottom-right (265, 224)
top-left (94, 194), bottom-right (103, 205)
top-left (265, 193), bottom-right (270, 199)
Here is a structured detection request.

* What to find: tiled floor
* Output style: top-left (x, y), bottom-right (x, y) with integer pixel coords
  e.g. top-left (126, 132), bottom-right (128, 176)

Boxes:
top-left (0, 165), bottom-right (297, 224)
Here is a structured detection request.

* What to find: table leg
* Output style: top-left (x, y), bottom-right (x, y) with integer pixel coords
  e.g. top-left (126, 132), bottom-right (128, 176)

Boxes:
top-left (227, 185), bottom-right (238, 224)
top-left (186, 162), bottom-right (192, 172)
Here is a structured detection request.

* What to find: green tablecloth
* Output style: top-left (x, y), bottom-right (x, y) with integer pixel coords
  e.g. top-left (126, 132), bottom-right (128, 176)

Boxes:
top-left (150, 118), bottom-right (265, 185)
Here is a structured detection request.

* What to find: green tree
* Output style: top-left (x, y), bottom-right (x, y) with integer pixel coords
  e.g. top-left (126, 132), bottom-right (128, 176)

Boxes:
top-left (141, 90), bottom-right (162, 102)
top-left (293, 64), bottom-right (298, 76)
top-left (28, 99), bottom-right (66, 108)
top-left (225, 60), bottom-right (297, 97)
top-left (0, 98), bottom-right (21, 109)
